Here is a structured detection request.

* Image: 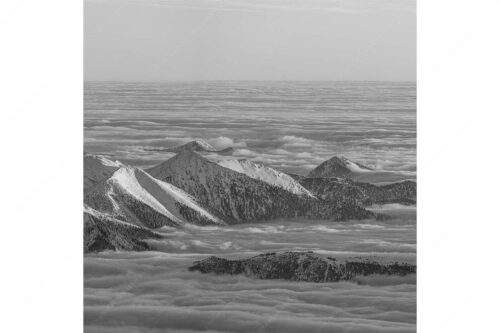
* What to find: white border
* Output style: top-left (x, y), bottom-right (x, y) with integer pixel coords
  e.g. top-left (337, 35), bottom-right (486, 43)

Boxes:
top-left (1, 0), bottom-right (500, 332)
top-left (418, 0), bottom-right (500, 331)
top-left (0, 0), bottom-right (83, 332)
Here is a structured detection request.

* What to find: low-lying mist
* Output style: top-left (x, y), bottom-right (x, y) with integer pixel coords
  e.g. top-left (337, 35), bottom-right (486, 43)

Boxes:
top-left (85, 205), bottom-right (416, 332)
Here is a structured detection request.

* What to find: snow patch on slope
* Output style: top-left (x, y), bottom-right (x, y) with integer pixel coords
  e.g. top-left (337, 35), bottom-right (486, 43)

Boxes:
top-left (109, 167), bottom-right (184, 224)
top-left (343, 158), bottom-right (372, 173)
top-left (193, 139), bottom-right (215, 151)
top-left (137, 169), bottom-right (224, 224)
top-left (217, 159), bottom-right (315, 198)
top-left (84, 204), bottom-right (139, 228)
top-left (97, 156), bottom-right (122, 167)
top-left (107, 165), bottom-right (223, 225)
top-left (85, 154), bottom-right (122, 168)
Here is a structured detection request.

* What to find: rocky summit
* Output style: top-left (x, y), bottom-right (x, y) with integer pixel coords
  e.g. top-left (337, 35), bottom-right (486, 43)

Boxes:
top-left (189, 252), bottom-right (416, 282)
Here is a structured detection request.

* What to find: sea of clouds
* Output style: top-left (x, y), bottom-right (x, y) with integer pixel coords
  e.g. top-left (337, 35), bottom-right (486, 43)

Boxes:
top-left (84, 82), bottom-right (416, 332)
top-left (84, 81), bottom-right (416, 178)
top-left (85, 207), bottom-right (416, 332)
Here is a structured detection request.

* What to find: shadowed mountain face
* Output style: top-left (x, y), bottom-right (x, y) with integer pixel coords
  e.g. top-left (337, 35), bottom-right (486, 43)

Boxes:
top-left (84, 154), bottom-right (122, 191)
top-left (189, 252), bottom-right (416, 282)
top-left (146, 151), bottom-right (375, 223)
top-left (84, 211), bottom-right (161, 253)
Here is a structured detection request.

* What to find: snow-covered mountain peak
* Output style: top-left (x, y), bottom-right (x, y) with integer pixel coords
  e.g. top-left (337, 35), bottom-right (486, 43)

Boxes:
top-left (217, 159), bottom-right (315, 197)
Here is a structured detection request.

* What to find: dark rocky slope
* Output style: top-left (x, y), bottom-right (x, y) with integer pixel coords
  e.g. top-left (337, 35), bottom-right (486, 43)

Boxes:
top-left (84, 212), bottom-right (161, 253)
top-left (146, 151), bottom-right (376, 223)
top-left (189, 252), bottom-right (416, 282)
top-left (300, 178), bottom-right (416, 206)
top-left (84, 154), bottom-right (121, 191)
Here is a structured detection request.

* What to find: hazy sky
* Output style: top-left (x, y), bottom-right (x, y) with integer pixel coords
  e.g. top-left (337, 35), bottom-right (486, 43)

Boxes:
top-left (85, 0), bottom-right (415, 81)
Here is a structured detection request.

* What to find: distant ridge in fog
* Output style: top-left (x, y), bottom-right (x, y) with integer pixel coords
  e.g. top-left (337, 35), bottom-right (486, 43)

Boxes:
top-left (144, 140), bottom-right (235, 156)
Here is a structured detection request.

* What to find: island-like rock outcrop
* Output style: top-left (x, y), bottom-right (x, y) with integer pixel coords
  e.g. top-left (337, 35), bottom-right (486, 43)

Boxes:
top-left (189, 252), bottom-right (416, 282)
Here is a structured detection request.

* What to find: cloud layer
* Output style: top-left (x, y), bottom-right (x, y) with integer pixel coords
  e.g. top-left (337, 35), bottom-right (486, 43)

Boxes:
top-left (84, 81), bottom-right (416, 178)
top-left (85, 208), bottom-right (416, 332)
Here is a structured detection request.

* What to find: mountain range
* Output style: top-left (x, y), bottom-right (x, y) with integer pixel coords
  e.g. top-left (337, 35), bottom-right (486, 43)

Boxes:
top-left (146, 150), bottom-right (372, 224)
top-left (84, 141), bottom-right (416, 253)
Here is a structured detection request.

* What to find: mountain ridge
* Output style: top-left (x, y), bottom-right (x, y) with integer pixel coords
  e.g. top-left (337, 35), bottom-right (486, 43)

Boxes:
top-left (146, 150), bottom-right (375, 223)
top-left (83, 152), bottom-right (416, 254)
top-left (84, 154), bottom-right (225, 229)
top-left (216, 158), bottom-right (315, 197)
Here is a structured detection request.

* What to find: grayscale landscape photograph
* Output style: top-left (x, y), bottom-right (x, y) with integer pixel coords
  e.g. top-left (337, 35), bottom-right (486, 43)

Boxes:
top-left (84, 1), bottom-right (416, 332)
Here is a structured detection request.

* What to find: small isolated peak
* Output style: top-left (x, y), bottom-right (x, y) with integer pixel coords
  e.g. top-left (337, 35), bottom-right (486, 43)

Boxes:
top-left (325, 156), bottom-right (371, 169)
top-left (326, 156), bottom-right (350, 165)
top-left (307, 155), bottom-right (372, 178)
top-left (151, 149), bottom-right (211, 172)
top-left (169, 139), bottom-right (215, 153)
top-left (173, 149), bottom-right (205, 160)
